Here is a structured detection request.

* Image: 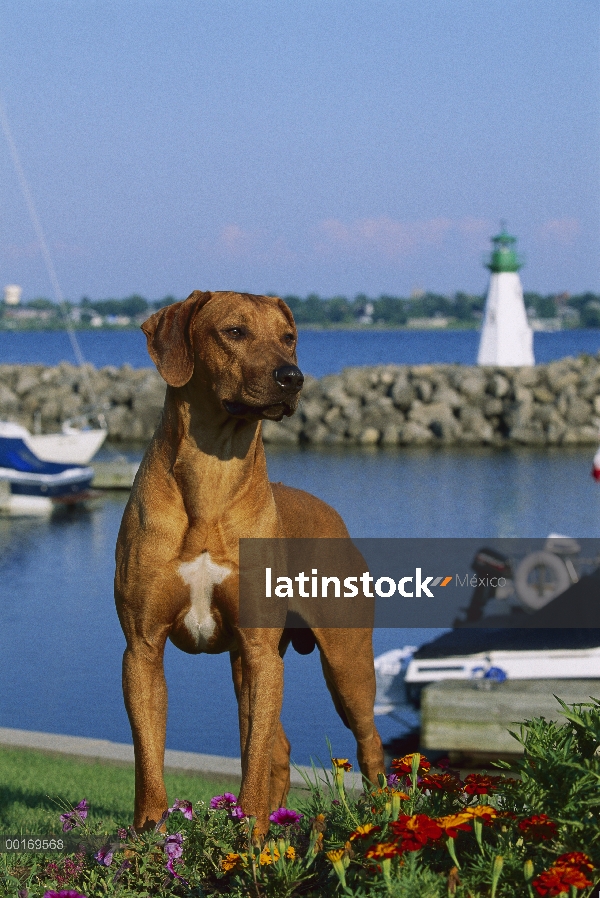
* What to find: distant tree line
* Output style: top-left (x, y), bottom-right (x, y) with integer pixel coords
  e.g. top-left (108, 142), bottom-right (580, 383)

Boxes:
top-left (2, 291), bottom-right (600, 328)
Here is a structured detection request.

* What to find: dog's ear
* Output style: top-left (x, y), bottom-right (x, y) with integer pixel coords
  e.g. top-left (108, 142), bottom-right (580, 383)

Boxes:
top-left (141, 291), bottom-right (211, 386)
top-left (276, 297), bottom-right (297, 332)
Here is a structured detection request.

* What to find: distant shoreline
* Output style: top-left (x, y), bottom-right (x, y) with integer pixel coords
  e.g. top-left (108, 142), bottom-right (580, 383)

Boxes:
top-left (0, 321), bottom-right (582, 334)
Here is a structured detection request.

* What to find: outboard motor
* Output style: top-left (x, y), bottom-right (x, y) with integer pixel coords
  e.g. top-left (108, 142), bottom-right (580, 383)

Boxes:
top-left (453, 547), bottom-right (512, 625)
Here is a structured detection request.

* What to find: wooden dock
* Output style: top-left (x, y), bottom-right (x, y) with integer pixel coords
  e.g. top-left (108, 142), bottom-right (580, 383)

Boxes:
top-left (421, 679), bottom-right (600, 758)
top-left (91, 460), bottom-right (139, 489)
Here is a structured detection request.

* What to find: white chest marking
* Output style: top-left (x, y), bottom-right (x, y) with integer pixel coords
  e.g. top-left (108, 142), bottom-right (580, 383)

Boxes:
top-left (178, 552), bottom-right (231, 648)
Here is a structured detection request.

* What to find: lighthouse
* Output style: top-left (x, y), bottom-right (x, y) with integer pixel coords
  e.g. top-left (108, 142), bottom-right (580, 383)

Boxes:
top-left (477, 227), bottom-right (534, 366)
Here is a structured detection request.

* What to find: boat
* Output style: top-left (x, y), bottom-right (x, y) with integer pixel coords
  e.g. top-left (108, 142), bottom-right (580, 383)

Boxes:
top-left (25, 417), bottom-right (107, 464)
top-left (0, 421), bottom-right (96, 515)
top-left (374, 544), bottom-right (600, 716)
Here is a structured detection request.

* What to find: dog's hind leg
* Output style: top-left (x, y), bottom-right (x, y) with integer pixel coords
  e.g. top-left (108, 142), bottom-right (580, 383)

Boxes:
top-left (230, 649), bottom-right (291, 812)
top-left (315, 628), bottom-right (385, 785)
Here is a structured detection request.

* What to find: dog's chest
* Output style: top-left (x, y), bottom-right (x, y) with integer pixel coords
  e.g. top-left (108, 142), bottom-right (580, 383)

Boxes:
top-left (177, 551), bottom-right (231, 649)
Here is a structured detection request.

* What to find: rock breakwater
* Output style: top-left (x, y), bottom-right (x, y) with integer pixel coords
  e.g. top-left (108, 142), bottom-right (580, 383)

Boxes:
top-left (1, 357), bottom-right (600, 447)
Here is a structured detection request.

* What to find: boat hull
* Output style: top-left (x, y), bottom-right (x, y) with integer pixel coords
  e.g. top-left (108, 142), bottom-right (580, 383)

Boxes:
top-left (27, 428), bottom-right (107, 465)
top-left (0, 423), bottom-right (97, 515)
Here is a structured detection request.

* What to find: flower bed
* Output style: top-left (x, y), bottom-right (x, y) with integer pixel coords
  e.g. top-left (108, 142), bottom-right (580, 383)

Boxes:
top-left (5, 696), bottom-right (600, 897)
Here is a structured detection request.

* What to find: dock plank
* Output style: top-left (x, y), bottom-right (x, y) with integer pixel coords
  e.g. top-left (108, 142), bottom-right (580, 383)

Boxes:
top-left (421, 679), bottom-right (600, 754)
top-left (92, 460), bottom-right (139, 489)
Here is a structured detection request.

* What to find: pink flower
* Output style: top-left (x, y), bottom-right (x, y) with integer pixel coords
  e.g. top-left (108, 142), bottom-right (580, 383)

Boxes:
top-left (210, 792), bottom-right (244, 817)
top-left (163, 832), bottom-right (184, 860)
top-left (168, 799), bottom-right (193, 820)
top-left (165, 857), bottom-right (189, 884)
top-left (94, 845), bottom-right (113, 866)
top-left (269, 808), bottom-right (303, 826)
top-left (210, 792), bottom-right (238, 809)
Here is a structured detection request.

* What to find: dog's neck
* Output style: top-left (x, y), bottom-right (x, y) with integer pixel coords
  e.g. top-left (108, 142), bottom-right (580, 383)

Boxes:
top-left (162, 385), bottom-right (276, 529)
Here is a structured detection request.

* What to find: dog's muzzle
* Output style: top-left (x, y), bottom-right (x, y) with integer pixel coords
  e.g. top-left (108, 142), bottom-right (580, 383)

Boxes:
top-left (273, 364), bottom-right (304, 394)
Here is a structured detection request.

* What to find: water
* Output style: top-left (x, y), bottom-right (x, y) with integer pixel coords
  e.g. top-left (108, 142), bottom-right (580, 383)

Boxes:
top-left (2, 327), bottom-right (600, 767)
top-left (1, 443), bottom-right (599, 766)
top-left (0, 328), bottom-right (599, 376)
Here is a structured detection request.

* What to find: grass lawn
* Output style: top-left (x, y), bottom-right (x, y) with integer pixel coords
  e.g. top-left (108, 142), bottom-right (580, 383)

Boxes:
top-left (0, 745), bottom-right (246, 836)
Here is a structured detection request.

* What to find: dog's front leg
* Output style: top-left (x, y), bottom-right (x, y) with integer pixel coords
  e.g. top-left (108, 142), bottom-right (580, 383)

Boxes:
top-left (122, 631), bottom-right (170, 831)
top-left (236, 629), bottom-right (285, 835)
top-left (230, 648), bottom-right (291, 814)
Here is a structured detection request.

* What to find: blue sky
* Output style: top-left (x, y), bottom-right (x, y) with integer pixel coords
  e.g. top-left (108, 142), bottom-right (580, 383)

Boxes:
top-left (0, 1), bottom-right (598, 301)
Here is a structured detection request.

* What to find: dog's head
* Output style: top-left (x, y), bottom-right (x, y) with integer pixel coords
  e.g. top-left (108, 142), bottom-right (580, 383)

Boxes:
top-left (142, 290), bottom-right (303, 420)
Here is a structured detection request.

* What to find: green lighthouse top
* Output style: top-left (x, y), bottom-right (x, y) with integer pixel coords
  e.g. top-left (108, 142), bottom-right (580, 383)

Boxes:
top-left (486, 225), bottom-right (523, 273)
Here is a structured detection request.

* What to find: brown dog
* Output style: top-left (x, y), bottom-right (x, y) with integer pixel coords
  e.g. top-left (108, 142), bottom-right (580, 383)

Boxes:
top-left (115, 290), bottom-right (384, 834)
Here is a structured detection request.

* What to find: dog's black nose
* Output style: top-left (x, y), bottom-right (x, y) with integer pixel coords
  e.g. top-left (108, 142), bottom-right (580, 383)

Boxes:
top-left (273, 364), bottom-right (304, 394)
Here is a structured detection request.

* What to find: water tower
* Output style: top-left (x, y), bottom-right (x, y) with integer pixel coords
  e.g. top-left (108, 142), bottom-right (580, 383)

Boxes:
top-left (477, 227), bottom-right (534, 366)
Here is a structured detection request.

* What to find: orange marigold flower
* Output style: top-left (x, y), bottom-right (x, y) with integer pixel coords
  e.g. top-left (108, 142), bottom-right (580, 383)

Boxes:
top-left (464, 805), bottom-right (497, 824)
top-left (332, 758), bottom-right (352, 771)
top-left (533, 864), bottom-right (592, 896)
top-left (554, 852), bottom-right (594, 874)
top-left (391, 789), bottom-right (410, 800)
top-left (221, 852), bottom-right (246, 873)
top-left (436, 812), bottom-right (473, 838)
top-left (389, 814), bottom-right (443, 851)
top-left (326, 848), bottom-right (345, 863)
top-left (463, 773), bottom-right (502, 795)
top-left (390, 753), bottom-right (431, 775)
top-left (372, 787), bottom-right (410, 799)
top-left (259, 844), bottom-right (291, 865)
top-left (420, 773), bottom-right (463, 793)
top-left (349, 823), bottom-right (381, 841)
top-left (518, 814), bottom-right (558, 841)
top-left (365, 841), bottom-right (399, 860)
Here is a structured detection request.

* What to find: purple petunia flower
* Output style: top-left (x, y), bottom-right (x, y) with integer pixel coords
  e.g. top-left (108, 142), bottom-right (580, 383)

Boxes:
top-left (165, 857), bottom-right (189, 884)
top-left (163, 832), bottom-right (184, 860)
top-left (269, 808), bottom-right (303, 826)
top-left (43, 891), bottom-right (87, 898)
top-left (168, 798), bottom-right (193, 820)
top-left (210, 791), bottom-right (245, 818)
top-left (386, 773), bottom-right (401, 788)
top-left (210, 792), bottom-right (238, 809)
top-left (60, 799), bottom-right (89, 832)
top-left (94, 845), bottom-right (114, 867)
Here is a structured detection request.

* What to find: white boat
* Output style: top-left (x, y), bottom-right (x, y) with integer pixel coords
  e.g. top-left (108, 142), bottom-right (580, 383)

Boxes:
top-left (375, 557), bottom-right (600, 715)
top-left (0, 421), bottom-right (96, 515)
top-left (0, 420), bottom-right (106, 466)
top-left (25, 420), bottom-right (107, 465)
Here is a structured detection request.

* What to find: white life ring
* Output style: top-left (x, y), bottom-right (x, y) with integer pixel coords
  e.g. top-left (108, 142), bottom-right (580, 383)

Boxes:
top-left (514, 551), bottom-right (572, 611)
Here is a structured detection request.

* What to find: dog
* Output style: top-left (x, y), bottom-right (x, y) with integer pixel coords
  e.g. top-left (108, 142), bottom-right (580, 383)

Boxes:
top-left (115, 290), bottom-right (384, 834)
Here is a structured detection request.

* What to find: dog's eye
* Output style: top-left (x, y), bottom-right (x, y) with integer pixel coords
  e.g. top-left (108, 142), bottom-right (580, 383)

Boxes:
top-left (283, 333), bottom-right (296, 345)
top-left (224, 326), bottom-right (246, 340)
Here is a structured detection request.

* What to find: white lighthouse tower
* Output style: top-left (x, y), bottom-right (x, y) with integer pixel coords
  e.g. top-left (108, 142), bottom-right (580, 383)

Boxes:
top-left (477, 227), bottom-right (534, 366)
